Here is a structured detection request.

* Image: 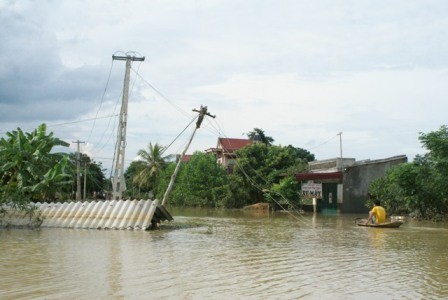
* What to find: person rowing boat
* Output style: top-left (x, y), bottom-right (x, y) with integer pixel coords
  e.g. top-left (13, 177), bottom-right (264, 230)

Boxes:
top-left (365, 200), bottom-right (386, 225)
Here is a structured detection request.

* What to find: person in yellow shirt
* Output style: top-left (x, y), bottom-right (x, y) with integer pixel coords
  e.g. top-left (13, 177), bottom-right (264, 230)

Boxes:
top-left (366, 200), bottom-right (386, 224)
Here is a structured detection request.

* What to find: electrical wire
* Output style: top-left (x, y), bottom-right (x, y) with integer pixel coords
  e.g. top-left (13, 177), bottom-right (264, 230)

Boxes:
top-left (0, 114), bottom-right (119, 135)
top-left (208, 117), bottom-right (315, 226)
top-left (308, 134), bottom-right (338, 150)
top-left (131, 67), bottom-right (192, 120)
top-left (86, 58), bottom-right (115, 145)
top-left (161, 116), bottom-right (198, 155)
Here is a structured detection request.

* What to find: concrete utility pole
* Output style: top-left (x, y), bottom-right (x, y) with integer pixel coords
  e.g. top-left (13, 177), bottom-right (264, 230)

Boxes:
top-left (111, 54), bottom-right (145, 200)
top-left (161, 105), bottom-right (215, 206)
top-left (83, 160), bottom-right (87, 200)
top-left (337, 132), bottom-right (343, 158)
top-left (72, 140), bottom-right (85, 201)
top-left (337, 132), bottom-right (344, 172)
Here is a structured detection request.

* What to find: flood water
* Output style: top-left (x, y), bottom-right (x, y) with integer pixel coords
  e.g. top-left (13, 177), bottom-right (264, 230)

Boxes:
top-left (1, 208), bottom-right (447, 300)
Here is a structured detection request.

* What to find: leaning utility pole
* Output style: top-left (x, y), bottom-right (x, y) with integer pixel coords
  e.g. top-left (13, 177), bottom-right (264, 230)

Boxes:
top-left (72, 140), bottom-right (85, 201)
top-left (161, 105), bottom-right (215, 206)
top-left (111, 54), bottom-right (145, 200)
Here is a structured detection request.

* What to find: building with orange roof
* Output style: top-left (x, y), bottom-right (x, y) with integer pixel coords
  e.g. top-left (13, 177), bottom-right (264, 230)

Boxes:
top-left (206, 137), bottom-right (252, 173)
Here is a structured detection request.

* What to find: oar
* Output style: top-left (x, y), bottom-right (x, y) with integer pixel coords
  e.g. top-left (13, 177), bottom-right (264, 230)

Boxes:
top-left (354, 217), bottom-right (367, 225)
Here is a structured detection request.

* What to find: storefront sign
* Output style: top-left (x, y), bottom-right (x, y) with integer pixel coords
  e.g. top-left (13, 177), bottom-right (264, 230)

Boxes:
top-left (301, 181), bottom-right (322, 198)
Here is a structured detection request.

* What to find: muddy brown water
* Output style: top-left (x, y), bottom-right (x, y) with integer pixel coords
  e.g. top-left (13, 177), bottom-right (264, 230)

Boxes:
top-left (1, 208), bottom-right (447, 299)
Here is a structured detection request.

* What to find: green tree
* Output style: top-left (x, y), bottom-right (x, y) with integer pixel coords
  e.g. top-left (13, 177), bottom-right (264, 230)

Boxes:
top-left (157, 152), bottom-right (228, 207)
top-left (419, 125), bottom-right (448, 176)
top-left (266, 176), bottom-right (301, 208)
top-left (247, 128), bottom-right (274, 145)
top-left (86, 158), bottom-right (107, 197)
top-left (132, 142), bottom-right (170, 196)
top-left (0, 124), bottom-right (71, 210)
top-left (223, 173), bottom-right (251, 208)
top-left (67, 153), bottom-right (107, 199)
top-left (157, 162), bottom-right (177, 202)
top-left (231, 143), bottom-right (313, 206)
top-left (287, 145), bottom-right (315, 163)
top-left (369, 125), bottom-right (448, 220)
top-left (232, 143), bottom-right (270, 204)
top-left (124, 160), bottom-right (147, 198)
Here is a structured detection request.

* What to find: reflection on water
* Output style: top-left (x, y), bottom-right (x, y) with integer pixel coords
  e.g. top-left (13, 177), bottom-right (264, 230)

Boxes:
top-left (1, 208), bottom-right (447, 299)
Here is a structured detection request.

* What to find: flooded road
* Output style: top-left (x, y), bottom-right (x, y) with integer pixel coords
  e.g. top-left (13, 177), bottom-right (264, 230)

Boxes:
top-left (1, 208), bottom-right (447, 299)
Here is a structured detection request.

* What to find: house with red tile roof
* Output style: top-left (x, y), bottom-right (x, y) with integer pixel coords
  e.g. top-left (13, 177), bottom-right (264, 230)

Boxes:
top-left (206, 137), bottom-right (252, 173)
top-left (181, 154), bottom-right (192, 162)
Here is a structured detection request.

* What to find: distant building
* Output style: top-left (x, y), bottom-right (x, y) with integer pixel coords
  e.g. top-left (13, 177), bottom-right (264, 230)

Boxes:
top-left (206, 138), bottom-right (252, 173)
top-left (180, 154), bottom-right (192, 162)
top-left (295, 155), bottom-right (407, 213)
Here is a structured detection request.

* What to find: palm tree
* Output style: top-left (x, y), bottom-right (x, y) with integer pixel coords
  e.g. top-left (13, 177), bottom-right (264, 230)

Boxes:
top-left (133, 142), bottom-right (168, 194)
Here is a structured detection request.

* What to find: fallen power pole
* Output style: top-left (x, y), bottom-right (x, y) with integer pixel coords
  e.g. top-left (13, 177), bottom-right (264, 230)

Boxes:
top-left (161, 105), bottom-right (215, 206)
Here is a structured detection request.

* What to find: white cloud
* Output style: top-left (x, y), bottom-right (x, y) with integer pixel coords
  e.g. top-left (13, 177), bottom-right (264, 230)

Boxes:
top-left (190, 68), bottom-right (448, 160)
top-left (1, 0), bottom-right (448, 173)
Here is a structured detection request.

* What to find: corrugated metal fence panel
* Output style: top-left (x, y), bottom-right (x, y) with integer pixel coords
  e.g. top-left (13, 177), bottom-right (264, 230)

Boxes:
top-left (0, 206), bottom-right (31, 227)
top-left (35, 199), bottom-right (159, 230)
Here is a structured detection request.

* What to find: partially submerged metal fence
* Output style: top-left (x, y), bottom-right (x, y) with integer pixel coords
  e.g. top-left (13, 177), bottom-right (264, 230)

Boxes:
top-left (1, 199), bottom-right (172, 230)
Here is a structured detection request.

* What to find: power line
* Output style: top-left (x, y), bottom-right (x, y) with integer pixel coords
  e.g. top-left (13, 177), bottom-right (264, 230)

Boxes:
top-left (207, 117), bottom-right (315, 226)
top-left (92, 156), bottom-right (134, 162)
top-left (308, 134), bottom-right (339, 150)
top-left (161, 115), bottom-right (198, 155)
top-left (86, 58), bottom-right (115, 144)
top-left (0, 114), bottom-right (119, 135)
top-left (131, 67), bottom-right (191, 119)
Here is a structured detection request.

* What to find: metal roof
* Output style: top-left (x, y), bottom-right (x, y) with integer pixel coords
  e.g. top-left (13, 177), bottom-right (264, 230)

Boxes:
top-left (295, 171), bottom-right (343, 181)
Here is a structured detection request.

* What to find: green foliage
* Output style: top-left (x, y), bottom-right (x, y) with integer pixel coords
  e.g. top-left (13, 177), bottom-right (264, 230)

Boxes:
top-left (67, 153), bottom-right (107, 200)
top-left (266, 176), bottom-right (301, 207)
top-left (369, 165), bottom-right (414, 215)
top-left (85, 157), bottom-right (107, 196)
top-left (0, 124), bottom-right (71, 210)
top-left (132, 142), bottom-right (169, 196)
top-left (221, 174), bottom-right (251, 208)
top-left (285, 145), bottom-right (315, 164)
top-left (135, 135), bottom-right (314, 209)
top-left (247, 128), bottom-right (274, 145)
top-left (124, 160), bottom-right (147, 198)
top-left (232, 143), bottom-right (270, 203)
top-left (157, 152), bottom-right (229, 207)
top-left (369, 125), bottom-right (448, 220)
top-left (419, 125), bottom-right (448, 176)
top-left (156, 162), bottom-right (178, 201)
top-left (232, 143), bottom-right (311, 205)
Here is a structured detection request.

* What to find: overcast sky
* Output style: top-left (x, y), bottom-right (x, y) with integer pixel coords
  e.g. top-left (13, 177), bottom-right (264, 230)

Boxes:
top-left (1, 0), bottom-right (447, 174)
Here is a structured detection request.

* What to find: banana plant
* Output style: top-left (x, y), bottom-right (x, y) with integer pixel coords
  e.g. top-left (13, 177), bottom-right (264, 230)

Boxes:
top-left (0, 124), bottom-right (71, 209)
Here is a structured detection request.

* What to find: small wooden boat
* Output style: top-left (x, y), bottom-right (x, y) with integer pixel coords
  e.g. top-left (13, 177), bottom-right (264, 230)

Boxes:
top-left (355, 218), bottom-right (403, 228)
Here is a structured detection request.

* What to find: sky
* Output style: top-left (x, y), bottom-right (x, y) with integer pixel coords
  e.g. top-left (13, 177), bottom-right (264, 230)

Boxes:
top-left (1, 0), bottom-right (448, 175)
